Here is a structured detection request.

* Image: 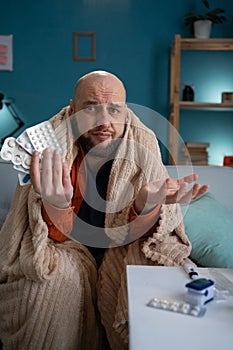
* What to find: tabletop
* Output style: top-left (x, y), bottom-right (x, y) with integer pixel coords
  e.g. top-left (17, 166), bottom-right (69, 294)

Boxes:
top-left (127, 265), bottom-right (233, 350)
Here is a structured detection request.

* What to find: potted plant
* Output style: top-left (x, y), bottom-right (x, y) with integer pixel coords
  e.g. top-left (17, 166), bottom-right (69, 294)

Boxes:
top-left (183, 0), bottom-right (227, 38)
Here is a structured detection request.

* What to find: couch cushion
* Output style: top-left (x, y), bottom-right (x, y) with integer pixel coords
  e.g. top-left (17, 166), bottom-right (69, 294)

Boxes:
top-left (166, 165), bottom-right (233, 212)
top-left (182, 192), bottom-right (233, 268)
top-left (0, 161), bottom-right (18, 230)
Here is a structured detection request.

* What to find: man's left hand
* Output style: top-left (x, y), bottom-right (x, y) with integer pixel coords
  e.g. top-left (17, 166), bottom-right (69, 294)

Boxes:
top-left (135, 173), bottom-right (209, 214)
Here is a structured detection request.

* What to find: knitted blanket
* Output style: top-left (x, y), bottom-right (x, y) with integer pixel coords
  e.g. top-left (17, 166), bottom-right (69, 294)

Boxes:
top-left (0, 107), bottom-right (193, 349)
top-left (96, 107), bottom-right (193, 348)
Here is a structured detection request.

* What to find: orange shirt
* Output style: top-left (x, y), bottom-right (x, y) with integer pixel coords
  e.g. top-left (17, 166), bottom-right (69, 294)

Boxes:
top-left (42, 148), bottom-right (161, 243)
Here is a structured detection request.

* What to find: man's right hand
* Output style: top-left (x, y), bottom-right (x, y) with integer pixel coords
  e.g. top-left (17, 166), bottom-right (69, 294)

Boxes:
top-left (30, 148), bottom-right (73, 208)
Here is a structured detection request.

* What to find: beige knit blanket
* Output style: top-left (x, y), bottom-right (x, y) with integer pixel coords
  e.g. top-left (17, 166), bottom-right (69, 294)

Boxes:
top-left (0, 107), bottom-right (193, 349)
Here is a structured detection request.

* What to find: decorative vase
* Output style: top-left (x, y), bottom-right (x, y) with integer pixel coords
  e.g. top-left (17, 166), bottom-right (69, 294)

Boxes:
top-left (182, 84), bottom-right (195, 101)
top-left (194, 20), bottom-right (212, 38)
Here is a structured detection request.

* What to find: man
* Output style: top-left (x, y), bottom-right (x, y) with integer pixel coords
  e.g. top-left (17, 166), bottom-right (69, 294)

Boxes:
top-left (0, 71), bottom-right (208, 350)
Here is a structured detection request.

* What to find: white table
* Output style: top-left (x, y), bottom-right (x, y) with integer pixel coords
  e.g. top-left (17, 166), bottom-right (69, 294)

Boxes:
top-left (127, 266), bottom-right (233, 350)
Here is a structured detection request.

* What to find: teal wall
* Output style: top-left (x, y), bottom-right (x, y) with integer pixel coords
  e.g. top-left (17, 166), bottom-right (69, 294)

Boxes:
top-left (1, 0), bottom-right (233, 164)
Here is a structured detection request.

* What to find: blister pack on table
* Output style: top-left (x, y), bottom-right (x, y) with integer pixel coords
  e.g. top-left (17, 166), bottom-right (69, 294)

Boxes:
top-left (147, 297), bottom-right (206, 317)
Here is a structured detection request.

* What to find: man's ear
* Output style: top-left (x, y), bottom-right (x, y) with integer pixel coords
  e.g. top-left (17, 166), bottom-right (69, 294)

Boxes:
top-left (69, 99), bottom-right (74, 115)
top-left (125, 104), bottom-right (129, 122)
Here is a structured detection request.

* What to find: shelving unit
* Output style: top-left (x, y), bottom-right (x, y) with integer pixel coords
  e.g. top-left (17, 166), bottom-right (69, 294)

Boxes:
top-left (169, 34), bottom-right (233, 165)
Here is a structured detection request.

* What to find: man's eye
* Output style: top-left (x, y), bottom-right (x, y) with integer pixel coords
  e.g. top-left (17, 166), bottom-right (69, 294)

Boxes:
top-left (85, 106), bottom-right (96, 112)
top-left (109, 108), bottom-right (119, 115)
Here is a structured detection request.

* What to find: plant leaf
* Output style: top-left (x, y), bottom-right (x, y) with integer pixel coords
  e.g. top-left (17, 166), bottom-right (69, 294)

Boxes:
top-left (202, 0), bottom-right (210, 9)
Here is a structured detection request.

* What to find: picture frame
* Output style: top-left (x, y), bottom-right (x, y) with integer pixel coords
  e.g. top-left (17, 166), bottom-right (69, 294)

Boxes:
top-left (0, 35), bottom-right (13, 71)
top-left (73, 32), bottom-right (96, 61)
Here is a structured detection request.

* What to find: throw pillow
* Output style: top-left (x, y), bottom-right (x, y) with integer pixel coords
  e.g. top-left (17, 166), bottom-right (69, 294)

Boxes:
top-left (182, 192), bottom-right (233, 268)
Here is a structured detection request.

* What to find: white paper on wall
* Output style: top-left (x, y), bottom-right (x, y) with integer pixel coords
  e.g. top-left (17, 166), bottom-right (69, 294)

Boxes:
top-left (0, 35), bottom-right (13, 71)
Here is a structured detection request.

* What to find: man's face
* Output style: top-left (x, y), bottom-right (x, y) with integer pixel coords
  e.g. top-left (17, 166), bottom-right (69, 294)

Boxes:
top-left (70, 74), bottom-right (127, 155)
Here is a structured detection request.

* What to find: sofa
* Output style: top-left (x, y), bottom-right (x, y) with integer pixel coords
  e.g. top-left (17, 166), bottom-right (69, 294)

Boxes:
top-left (0, 159), bottom-right (233, 267)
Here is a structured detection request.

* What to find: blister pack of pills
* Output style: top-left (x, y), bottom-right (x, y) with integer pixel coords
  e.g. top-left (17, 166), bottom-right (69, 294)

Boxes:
top-left (26, 121), bottom-right (62, 154)
top-left (147, 297), bottom-right (206, 317)
top-left (16, 130), bottom-right (35, 155)
top-left (18, 173), bottom-right (31, 186)
top-left (0, 121), bottom-right (63, 186)
top-left (0, 137), bottom-right (31, 172)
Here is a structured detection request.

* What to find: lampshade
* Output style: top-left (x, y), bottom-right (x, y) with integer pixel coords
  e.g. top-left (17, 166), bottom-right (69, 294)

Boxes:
top-left (0, 93), bottom-right (4, 109)
top-left (0, 93), bottom-right (24, 147)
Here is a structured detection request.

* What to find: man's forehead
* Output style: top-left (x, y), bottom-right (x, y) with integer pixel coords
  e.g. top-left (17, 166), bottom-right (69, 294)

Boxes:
top-left (87, 77), bottom-right (122, 91)
top-left (73, 73), bottom-right (126, 111)
top-left (77, 87), bottom-right (125, 107)
top-left (82, 100), bottom-right (126, 107)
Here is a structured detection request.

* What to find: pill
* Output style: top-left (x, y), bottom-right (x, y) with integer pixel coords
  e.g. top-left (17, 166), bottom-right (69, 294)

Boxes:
top-left (8, 139), bottom-right (16, 147)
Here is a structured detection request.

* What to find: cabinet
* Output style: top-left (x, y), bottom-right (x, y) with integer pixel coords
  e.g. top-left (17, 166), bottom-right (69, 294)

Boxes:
top-left (169, 34), bottom-right (233, 165)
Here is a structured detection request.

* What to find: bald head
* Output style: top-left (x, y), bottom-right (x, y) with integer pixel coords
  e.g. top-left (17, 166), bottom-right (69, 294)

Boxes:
top-left (72, 70), bottom-right (126, 111)
top-left (69, 70), bottom-right (128, 154)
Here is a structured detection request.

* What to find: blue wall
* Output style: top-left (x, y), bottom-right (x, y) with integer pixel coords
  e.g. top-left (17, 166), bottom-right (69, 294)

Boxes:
top-left (1, 0), bottom-right (233, 164)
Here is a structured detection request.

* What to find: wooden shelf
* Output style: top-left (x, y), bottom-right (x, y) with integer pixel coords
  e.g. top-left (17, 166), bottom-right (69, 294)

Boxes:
top-left (169, 35), bottom-right (233, 165)
top-left (178, 38), bottom-right (233, 51)
top-left (179, 102), bottom-right (233, 110)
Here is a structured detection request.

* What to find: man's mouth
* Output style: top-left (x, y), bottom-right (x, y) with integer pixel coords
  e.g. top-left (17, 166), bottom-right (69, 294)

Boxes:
top-left (91, 131), bottom-right (112, 141)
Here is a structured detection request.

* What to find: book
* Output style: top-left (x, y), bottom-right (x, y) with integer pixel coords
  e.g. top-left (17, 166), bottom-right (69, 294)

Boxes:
top-left (184, 142), bottom-right (210, 148)
top-left (180, 141), bottom-right (210, 165)
top-left (181, 148), bottom-right (208, 155)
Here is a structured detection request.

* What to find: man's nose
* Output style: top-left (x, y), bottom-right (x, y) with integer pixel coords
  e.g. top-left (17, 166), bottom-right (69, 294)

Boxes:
top-left (96, 105), bottom-right (111, 127)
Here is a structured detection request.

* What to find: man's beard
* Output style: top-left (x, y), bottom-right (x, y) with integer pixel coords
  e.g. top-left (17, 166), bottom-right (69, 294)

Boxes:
top-left (78, 134), bottom-right (122, 159)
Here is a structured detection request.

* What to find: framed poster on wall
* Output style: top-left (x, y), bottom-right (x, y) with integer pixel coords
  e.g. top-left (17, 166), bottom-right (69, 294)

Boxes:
top-left (73, 32), bottom-right (96, 61)
top-left (0, 35), bottom-right (13, 71)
